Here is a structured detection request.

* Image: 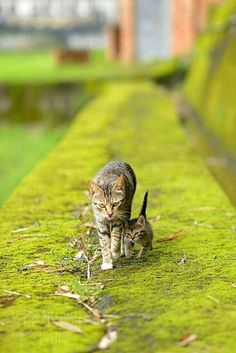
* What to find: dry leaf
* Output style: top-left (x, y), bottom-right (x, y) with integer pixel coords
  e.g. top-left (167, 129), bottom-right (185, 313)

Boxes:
top-left (74, 251), bottom-right (85, 261)
top-left (84, 221), bottom-right (96, 229)
top-left (68, 238), bottom-right (80, 248)
top-left (157, 229), bottom-right (186, 242)
top-left (176, 255), bottom-right (187, 265)
top-left (26, 260), bottom-right (45, 268)
top-left (52, 321), bottom-right (82, 334)
top-left (86, 296), bottom-right (96, 307)
top-left (35, 260), bottom-right (45, 266)
top-left (97, 324), bottom-right (118, 350)
top-left (60, 285), bottom-right (70, 292)
top-left (177, 333), bottom-right (197, 347)
top-left (90, 249), bottom-right (101, 263)
top-left (82, 205), bottom-right (90, 218)
top-left (155, 215), bottom-right (161, 222)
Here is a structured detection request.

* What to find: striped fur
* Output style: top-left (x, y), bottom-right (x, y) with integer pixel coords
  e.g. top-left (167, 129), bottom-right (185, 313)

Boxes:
top-left (89, 161), bottom-right (136, 270)
top-left (124, 191), bottom-right (153, 258)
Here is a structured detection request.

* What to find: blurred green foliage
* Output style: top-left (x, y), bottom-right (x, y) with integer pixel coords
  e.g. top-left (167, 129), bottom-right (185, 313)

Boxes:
top-left (0, 50), bottom-right (186, 83)
top-left (0, 124), bottom-right (65, 206)
top-left (185, 0), bottom-right (236, 155)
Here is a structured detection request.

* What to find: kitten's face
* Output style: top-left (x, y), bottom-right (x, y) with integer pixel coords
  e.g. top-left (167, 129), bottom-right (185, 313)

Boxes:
top-left (89, 175), bottom-right (125, 221)
top-left (126, 216), bottom-right (146, 241)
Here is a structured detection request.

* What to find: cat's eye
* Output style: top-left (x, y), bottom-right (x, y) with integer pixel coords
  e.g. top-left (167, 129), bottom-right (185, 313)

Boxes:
top-left (99, 203), bottom-right (106, 208)
top-left (113, 202), bottom-right (120, 207)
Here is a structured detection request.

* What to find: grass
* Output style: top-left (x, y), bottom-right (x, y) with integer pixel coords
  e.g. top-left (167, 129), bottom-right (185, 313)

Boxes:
top-left (0, 50), bottom-right (185, 83)
top-left (0, 81), bottom-right (235, 353)
top-left (0, 50), bottom-right (112, 83)
top-left (0, 124), bottom-right (65, 206)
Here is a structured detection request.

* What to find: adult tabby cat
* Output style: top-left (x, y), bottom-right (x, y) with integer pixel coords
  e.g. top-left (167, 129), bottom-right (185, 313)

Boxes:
top-left (124, 191), bottom-right (153, 258)
top-left (88, 161), bottom-right (136, 270)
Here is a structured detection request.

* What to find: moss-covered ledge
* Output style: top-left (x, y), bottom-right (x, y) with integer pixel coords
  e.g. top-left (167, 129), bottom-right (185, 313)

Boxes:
top-left (1, 82), bottom-right (236, 353)
top-left (0, 84), bottom-right (122, 353)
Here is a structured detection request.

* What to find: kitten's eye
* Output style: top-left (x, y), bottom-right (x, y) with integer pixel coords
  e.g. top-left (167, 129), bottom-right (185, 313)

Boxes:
top-left (113, 202), bottom-right (120, 207)
top-left (98, 203), bottom-right (105, 208)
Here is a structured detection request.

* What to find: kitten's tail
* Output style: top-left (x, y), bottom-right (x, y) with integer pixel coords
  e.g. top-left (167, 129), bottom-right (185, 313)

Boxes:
top-left (140, 191), bottom-right (148, 217)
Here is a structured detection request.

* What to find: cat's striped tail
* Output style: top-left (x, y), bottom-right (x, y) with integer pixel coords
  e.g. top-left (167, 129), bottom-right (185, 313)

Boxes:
top-left (140, 191), bottom-right (148, 217)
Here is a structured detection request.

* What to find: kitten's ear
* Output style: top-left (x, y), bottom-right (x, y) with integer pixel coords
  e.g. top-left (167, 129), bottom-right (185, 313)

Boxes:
top-left (112, 174), bottom-right (125, 191)
top-left (137, 215), bottom-right (145, 227)
top-left (88, 181), bottom-right (102, 196)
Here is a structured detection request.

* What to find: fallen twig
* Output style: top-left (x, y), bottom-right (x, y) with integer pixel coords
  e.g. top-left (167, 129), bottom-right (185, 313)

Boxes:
top-left (54, 290), bottom-right (80, 301)
top-left (3, 290), bottom-right (31, 299)
top-left (157, 229), bottom-right (186, 242)
top-left (11, 227), bottom-right (31, 234)
top-left (74, 248), bottom-right (101, 280)
top-left (52, 320), bottom-right (82, 334)
top-left (97, 323), bottom-right (118, 350)
top-left (7, 233), bottom-right (49, 243)
top-left (193, 221), bottom-right (214, 228)
top-left (206, 295), bottom-right (219, 304)
top-left (81, 301), bottom-right (104, 321)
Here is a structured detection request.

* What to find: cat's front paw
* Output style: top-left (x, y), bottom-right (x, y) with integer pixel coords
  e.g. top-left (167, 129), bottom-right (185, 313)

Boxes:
top-left (101, 262), bottom-right (113, 270)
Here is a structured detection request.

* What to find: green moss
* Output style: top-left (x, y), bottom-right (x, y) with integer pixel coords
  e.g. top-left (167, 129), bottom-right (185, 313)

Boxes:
top-left (1, 82), bottom-right (236, 352)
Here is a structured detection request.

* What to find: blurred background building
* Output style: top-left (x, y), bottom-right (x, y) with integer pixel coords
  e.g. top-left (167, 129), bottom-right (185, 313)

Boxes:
top-left (107, 0), bottom-right (223, 62)
top-left (0, 0), bottom-right (118, 50)
top-left (0, 0), bottom-right (223, 58)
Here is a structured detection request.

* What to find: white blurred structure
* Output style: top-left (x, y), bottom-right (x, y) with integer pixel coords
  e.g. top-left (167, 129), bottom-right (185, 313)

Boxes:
top-left (0, 0), bottom-right (118, 26)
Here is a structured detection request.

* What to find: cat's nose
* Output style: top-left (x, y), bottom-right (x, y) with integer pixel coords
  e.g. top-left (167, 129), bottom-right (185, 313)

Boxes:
top-left (107, 212), bottom-right (113, 218)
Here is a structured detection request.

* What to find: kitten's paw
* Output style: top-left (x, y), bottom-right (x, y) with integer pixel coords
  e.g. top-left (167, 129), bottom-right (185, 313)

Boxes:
top-left (101, 262), bottom-right (113, 270)
top-left (111, 252), bottom-right (120, 262)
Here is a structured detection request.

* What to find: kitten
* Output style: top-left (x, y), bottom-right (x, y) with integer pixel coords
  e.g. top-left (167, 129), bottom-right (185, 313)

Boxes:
top-left (124, 191), bottom-right (153, 258)
top-left (88, 161), bottom-right (136, 270)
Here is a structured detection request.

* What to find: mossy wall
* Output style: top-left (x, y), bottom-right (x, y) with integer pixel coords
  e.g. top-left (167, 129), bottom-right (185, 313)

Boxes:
top-left (185, 0), bottom-right (236, 156)
top-left (1, 81), bottom-right (236, 353)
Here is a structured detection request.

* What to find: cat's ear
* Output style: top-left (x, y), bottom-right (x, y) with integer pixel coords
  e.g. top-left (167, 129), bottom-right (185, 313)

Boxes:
top-left (88, 181), bottom-right (102, 196)
top-left (137, 215), bottom-right (145, 227)
top-left (112, 174), bottom-right (125, 191)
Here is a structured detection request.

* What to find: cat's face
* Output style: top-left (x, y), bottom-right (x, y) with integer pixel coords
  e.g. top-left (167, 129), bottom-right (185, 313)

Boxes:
top-left (126, 215), bottom-right (146, 241)
top-left (88, 175), bottom-right (125, 221)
